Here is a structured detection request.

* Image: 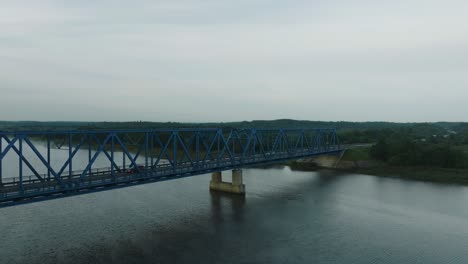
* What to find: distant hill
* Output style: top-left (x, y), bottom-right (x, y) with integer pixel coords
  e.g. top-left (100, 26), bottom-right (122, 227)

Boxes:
top-left (0, 119), bottom-right (465, 132)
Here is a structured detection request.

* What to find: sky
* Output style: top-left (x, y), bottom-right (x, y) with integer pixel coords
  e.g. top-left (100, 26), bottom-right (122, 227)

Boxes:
top-left (1, 0), bottom-right (467, 122)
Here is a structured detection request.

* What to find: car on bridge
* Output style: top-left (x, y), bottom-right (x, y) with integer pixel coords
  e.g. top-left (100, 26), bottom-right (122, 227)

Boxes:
top-left (127, 165), bottom-right (145, 174)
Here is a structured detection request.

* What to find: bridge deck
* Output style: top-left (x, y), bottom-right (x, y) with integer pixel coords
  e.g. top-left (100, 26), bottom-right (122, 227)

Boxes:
top-left (0, 149), bottom-right (342, 207)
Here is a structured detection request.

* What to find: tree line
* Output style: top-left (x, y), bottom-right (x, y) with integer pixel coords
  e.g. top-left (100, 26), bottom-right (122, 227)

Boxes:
top-left (370, 138), bottom-right (468, 169)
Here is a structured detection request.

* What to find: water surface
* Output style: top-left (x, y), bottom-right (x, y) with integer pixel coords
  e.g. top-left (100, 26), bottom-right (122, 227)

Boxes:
top-left (1, 165), bottom-right (468, 263)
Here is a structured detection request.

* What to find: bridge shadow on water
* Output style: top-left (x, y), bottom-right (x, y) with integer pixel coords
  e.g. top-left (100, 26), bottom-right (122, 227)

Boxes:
top-left (210, 191), bottom-right (246, 226)
top-left (66, 192), bottom-right (250, 264)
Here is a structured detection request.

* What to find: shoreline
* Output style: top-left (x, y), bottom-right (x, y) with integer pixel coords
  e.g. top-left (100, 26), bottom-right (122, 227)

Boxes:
top-left (288, 161), bottom-right (468, 186)
top-left (354, 166), bottom-right (468, 185)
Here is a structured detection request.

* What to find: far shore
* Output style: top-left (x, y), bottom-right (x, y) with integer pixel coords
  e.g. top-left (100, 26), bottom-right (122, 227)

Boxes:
top-left (287, 156), bottom-right (468, 186)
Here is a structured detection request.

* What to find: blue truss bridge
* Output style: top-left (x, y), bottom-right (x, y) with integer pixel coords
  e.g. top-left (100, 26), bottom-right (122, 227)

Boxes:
top-left (0, 128), bottom-right (343, 207)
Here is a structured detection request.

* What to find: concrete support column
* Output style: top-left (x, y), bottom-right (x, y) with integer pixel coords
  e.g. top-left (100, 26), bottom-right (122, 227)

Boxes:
top-left (232, 169), bottom-right (243, 185)
top-left (209, 170), bottom-right (245, 195)
top-left (211, 171), bottom-right (222, 183)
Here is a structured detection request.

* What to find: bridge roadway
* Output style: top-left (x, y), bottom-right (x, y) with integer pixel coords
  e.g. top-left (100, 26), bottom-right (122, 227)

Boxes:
top-left (0, 148), bottom-right (342, 207)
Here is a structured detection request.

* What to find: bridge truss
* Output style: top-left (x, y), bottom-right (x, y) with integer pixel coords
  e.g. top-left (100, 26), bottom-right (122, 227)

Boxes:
top-left (0, 128), bottom-right (342, 207)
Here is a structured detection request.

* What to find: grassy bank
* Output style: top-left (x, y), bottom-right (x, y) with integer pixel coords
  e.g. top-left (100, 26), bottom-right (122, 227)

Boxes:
top-left (341, 146), bottom-right (371, 161)
top-left (346, 146), bottom-right (468, 185)
top-left (345, 146), bottom-right (468, 185)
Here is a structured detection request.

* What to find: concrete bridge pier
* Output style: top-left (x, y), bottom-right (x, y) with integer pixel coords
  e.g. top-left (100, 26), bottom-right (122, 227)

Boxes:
top-left (210, 169), bottom-right (245, 195)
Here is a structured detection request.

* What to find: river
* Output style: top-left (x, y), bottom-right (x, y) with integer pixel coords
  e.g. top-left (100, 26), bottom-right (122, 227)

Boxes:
top-left (1, 144), bottom-right (468, 263)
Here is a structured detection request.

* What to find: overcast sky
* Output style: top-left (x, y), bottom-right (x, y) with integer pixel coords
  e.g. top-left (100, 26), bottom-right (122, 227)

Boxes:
top-left (1, 0), bottom-right (467, 122)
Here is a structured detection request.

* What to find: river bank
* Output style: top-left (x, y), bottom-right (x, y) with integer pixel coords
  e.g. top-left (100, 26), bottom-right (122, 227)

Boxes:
top-left (289, 161), bottom-right (468, 185)
top-left (287, 146), bottom-right (468, 186)
top-left (355, 166), bottom-right (468, 185)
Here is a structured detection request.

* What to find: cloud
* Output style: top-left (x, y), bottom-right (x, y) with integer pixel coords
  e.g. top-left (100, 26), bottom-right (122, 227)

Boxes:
top-left (0, 0), bottom-right (467, 122)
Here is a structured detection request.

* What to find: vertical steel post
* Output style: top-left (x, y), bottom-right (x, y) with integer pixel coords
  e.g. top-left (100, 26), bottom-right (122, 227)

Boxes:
top-left (232, 133), bottom-right (235, 157)
top-left (47, 135), bottom-right (51, 181)
top-left (217, 130), bottom-right (220, 166)
top-left (145, 132), bottom-right (149, 169)
top-left (173, 132), bottom-right (177, 171)
top-left (150, 132), bottom-right (154, 168)
top-left (122, 134), bottom-right (126, 170)
top-left (318, 130), bottom-right (322, 151)
top-left (195, 131), bottom-right (200, 166)
top-left (252, 130), bottom-right (256, 161)
top-left (268, 132), bottom-right (271, 154)
top-left (68, 134), bottom-right (72, 179)
top-left (88, 134), bottom-right (92, 175)
top-left (111, 133), bottom-right (115, 179)
top-left (323, 131), bottom-right (329, 151)
top-left (301, 130), bottom-right (304, 152)
top-left (19, 136), bottom-right (23, 192)
top-left (280, 131), bottom-right (283, 154)
top-left (335, 129), bottom-right (340, 150)
top-left (332, 130), bottom-right (336, 149)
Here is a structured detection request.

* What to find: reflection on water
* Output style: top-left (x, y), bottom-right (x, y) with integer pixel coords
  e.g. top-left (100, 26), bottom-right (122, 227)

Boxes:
top-left (1, 167), bottom-right (468, 263)
top-left (210, 191), bottom-right (246, 225)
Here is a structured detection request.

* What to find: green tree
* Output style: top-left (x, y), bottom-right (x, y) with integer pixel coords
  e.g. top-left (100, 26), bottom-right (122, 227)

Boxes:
top-left (370, 139), bottom-right (389, 161)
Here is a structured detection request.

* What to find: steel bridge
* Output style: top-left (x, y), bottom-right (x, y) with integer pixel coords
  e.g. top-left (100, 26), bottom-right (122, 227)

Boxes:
top-left (0, 128), bottom-right (343, 207)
